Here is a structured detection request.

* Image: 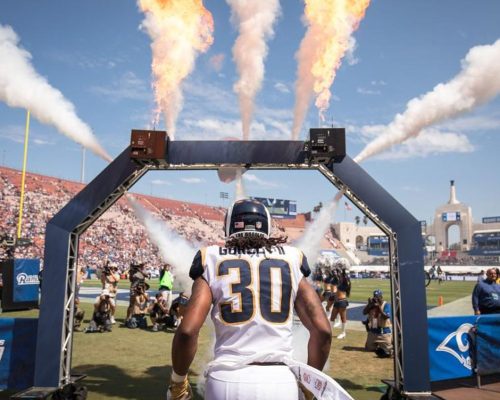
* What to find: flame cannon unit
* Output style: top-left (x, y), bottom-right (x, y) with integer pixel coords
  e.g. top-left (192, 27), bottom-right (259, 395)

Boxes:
top-left (304, 128), bottom-right (345, 164)
top-left (130, 130), bottom-right (168, 164)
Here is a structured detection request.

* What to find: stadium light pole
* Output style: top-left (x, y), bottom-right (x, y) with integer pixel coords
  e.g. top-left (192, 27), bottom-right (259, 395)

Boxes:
top-left (17, 109), bottom-right (31, 239)
top-left (80, 146), bottom-right (86, 184)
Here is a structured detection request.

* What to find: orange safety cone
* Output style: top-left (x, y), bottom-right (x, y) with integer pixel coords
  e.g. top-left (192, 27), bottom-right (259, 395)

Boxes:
top-left (438, 296), bottom-right (444, 306)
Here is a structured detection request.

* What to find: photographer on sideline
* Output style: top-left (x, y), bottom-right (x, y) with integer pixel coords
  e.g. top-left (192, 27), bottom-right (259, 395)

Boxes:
top-left (362, 289), bottom-right (393, 358)
top-left (73, 298), bottom-right (85, 332)
top-left (102, 262), bottom-right (120, 323)
top-left (126, 262), bottom-right (149, 322)
top-left (126, 282), bottom-right (150, 329)
top-left (103, 262), bottom-right (120, 293)
top-left (149, 292), bottom-right (170, 332)
top-left (168, 292), bottom-right (189, 328)
top-left (86, 289), bottom-right (113, 333)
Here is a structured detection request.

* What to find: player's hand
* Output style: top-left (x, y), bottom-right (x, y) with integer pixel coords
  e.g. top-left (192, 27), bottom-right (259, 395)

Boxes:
top-left (298, 381), bottom-right (315, 400)
top-left (167, 376), bottom-right (193, 400)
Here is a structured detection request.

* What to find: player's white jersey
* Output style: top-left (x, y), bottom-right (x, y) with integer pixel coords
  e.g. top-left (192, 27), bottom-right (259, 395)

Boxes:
top-left (189, 244), bottom-right (310, 364)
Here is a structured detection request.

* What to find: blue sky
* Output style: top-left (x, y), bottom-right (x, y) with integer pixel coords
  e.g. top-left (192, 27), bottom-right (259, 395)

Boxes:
top-left (0, 0), bottom-right (499, 226)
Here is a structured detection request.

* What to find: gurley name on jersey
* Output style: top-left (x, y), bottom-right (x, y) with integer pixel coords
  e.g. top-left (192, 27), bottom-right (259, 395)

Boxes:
top-left (218, 246), bottom-right (286, 256)
top-left (189, 245), bottom-right (310, 281)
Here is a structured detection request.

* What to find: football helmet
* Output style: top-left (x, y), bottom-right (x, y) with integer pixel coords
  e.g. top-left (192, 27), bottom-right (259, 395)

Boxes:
top-left (224, 199), bottom-right (272, 239)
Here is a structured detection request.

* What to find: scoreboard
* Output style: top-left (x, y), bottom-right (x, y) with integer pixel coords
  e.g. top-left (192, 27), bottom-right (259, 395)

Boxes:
top-left (252, 197), bottom-right (297, 219)
top-left (441, 212), bottom-right (461, 222)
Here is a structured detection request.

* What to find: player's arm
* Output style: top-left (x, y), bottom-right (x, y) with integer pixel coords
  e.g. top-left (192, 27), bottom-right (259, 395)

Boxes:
top-left (295, 277), bottom-right (332, 370)
top-left (171, 276), bottom-right (212, 375)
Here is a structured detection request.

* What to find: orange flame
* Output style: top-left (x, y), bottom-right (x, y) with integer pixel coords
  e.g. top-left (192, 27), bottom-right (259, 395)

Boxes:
top-left (309, 0), bottom-right (370, 120)
top-left (139, 0), bottom-right (214, 139)
top-left (292, 0), bottom-right (370, 138)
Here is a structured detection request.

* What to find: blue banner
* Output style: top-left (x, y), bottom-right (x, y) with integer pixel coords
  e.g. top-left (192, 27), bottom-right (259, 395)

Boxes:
top-left (428, 316), bottom-right (476, 382)
top-left (0, 319), bottom-right (14, 389)
top-left (0, 318), bottom-right (37, 390)
top-left (475, 315), bottom-right (500, 375)
top-left (482, 216), bottom-right (500, 224)
top-left (13, 259), bottom-right (40, 303)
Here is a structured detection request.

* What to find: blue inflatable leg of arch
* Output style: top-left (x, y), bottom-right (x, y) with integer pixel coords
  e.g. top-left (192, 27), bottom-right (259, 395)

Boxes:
top-left (0, 318), bottom-right (38, 390)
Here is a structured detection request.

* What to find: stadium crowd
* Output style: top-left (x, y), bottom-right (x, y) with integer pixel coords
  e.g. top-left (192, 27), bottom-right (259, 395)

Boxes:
top-left (0, 167), bottom-right (344, 272)
top-left (0, 167), bottom-right (227, 271)
top-left (4, 165), bottom-right (496, 279)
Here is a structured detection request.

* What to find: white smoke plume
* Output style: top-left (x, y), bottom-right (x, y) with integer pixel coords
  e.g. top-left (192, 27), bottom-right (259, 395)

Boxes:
top-left (226, 0), bottom-right (281, 140)
top-left (291, 321), bottom-right (332, 372)
top-left (292, 322), bottom-right (310, 364)
top-left (295, 197), bottom-right (340, 266)
top-left (138, 0), bottom-right (214, 140)
top-left (235, 168), bottom-right (246, 200)
top-left (0, 24), bottom-right (111, 162)
top-left (127, 194), bottom-right (198, 293)
top-left (292, 0), bottom-right (371, 139)
top-left (355, 39), bottom-right (500, 163)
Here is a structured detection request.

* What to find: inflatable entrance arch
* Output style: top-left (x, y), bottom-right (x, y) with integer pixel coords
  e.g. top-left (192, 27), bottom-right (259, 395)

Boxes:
top-left (35, 130), bottom-right (430, 396)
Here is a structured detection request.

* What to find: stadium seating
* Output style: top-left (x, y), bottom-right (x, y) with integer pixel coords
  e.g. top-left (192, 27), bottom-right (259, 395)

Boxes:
top-left (0, 166), bottom-right (345, 274)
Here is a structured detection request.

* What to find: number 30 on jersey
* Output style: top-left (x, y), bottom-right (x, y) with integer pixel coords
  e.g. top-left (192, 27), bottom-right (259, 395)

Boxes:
top-left (217, 258), bottom-right (292, 325)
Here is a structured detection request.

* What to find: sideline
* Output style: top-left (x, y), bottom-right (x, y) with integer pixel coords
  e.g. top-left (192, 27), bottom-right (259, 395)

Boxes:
top-left (78, 286), bottom-right (181, 307)
top-left (427, 295), bottom-right (472, 317)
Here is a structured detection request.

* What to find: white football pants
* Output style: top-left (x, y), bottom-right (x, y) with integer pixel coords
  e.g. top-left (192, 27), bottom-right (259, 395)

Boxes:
top-left (204, 365), bottom-right (299, 400)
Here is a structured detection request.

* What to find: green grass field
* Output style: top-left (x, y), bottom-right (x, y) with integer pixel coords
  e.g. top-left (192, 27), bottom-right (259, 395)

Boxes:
top-left (82, 276), bottom-right (473, 307)
top-left (348, 278), bottom-right (475, 307)
top-left (0, 279), bottom-right (475, 399)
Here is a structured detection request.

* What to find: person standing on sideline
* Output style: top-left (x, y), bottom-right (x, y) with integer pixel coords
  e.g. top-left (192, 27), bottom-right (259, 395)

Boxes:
top-left (167, 199), bottom-right (350, 400)
top-left (159, 263), bottom-right (174, 311)
top-left (472, 268), bottom-right (500, 315)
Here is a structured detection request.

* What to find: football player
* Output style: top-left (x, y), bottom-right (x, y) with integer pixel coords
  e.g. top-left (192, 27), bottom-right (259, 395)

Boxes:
top-left (167, 199), bottom-right (335, 400)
